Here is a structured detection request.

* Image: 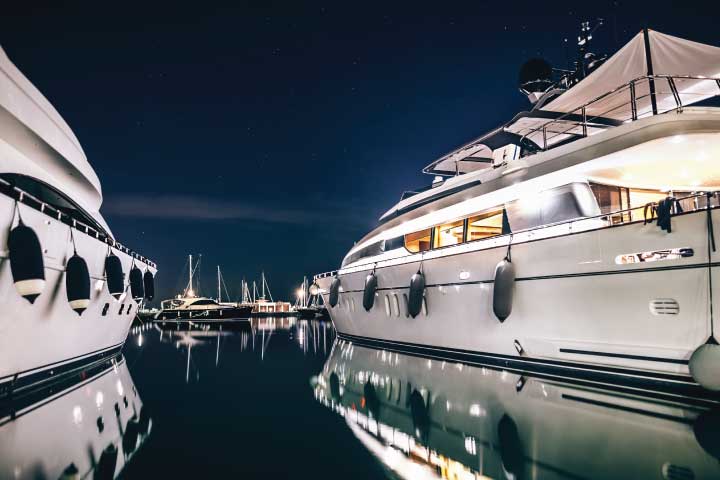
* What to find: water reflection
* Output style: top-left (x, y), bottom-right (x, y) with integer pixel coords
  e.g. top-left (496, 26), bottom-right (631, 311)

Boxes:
top-left (314, 340), bottom-right (720, 479)
top-left (0, 356), bottom-right (149, 479)
top-left (134, 318), bottom-right (332, 383)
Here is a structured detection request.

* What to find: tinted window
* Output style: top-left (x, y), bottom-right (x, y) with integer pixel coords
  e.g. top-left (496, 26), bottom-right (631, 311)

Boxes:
top-left (505, 183), bottom-right (600, 231)
top-left (1, 173), bottom-right (107, 234)
top-left (342, 241), bottom-right (384, 267)
top-left (191, 299), bottom-right (219, 306)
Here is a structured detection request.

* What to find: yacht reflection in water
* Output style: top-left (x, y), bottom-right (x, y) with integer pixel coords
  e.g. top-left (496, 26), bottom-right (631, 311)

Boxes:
top-left (314, 340), bottom-right (720, 479)
top-left (146, 318), bottom-right (333, 382)
top-left (0, 356), bottom-right (150, 479)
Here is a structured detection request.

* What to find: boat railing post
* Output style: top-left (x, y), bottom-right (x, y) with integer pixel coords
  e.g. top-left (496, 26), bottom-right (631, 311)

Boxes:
top-left (542, 125), bottom-right (547, 151)
top-left (643, 28), bottom-right (658, 116)
top-left (581, 106), bottom-right (587, 137)
top-left (630, 80), bottom-right (638, 121)
top-left (667, 77), bottom-right (683, 113)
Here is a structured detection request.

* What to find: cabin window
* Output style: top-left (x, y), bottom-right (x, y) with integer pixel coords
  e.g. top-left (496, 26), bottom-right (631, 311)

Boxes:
top-left (467, 208), bottom-right (509, 241)
top-left (190, 299), bottom-right (219, 306)
top-left (404, 228), bottom-right (432, 253)
top-left (433, 220), bottom-right (464, 248)
top-left (342, 240), bottom-right (385, 267)
top-left (628, 188), bottom-right (671, 221)
top-left (0, 173), bottom-right (108, 235)
top-left (590, 183), bottom-right (630, 223)
top-left (591, 182), bottom-right (671, 223)
top-left (505, 182), bottom-right (601, 232)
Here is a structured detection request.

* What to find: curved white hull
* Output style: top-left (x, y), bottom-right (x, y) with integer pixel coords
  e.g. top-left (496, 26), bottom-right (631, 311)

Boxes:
top-left (317, 207), bottom-right (720, 387)
top-left (0, 195), bottom-right (156, 386)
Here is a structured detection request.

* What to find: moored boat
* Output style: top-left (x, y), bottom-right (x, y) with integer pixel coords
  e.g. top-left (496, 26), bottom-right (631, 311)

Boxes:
top-left (314, 27), bottom-right (720, 391)
top-left (0, 46), bottom-right (157, 395)
top-left (154, 255), bottom-right (252, 322)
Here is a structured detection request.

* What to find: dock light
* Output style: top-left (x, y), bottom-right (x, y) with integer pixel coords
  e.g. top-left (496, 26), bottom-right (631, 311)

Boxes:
top-left (309, 283), bottom-right (320, 296)
top-left (187, 289), bottom-right (195, 297)
top-left (297, 288), bottom-right (305, 299)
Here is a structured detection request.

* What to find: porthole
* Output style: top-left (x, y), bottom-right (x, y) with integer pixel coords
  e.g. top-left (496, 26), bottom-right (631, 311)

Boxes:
top-left (118, 304), bottom-right (125, 315)
top-left (384, 295), bottom-right (391, 317)
top-left (422, 296), bottom-right (428, 316)
top-left (101, 303), bottom-right (110, 316)
top-left (392, 294), bottom-right (400, 317)
top-left (402, 294), bottom-right (410, 318)
top-left (127, 305), bottom-right (133, 315)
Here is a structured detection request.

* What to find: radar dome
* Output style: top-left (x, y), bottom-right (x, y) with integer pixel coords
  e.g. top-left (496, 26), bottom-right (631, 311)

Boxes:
top-left (518, 58), bottom-right (553, 96)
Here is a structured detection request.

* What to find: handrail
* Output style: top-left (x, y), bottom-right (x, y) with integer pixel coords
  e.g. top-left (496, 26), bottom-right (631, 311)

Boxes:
top-left (0, 177), bottom-right (156, 268)
top-left (518, 74), bottom-right (720, 152)
top-left (316, 191), bottom-right (718, 277)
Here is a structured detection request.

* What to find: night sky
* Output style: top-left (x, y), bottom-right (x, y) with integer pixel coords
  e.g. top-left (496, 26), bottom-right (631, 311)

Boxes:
top-left (2, 1), bottom-right (719, 303)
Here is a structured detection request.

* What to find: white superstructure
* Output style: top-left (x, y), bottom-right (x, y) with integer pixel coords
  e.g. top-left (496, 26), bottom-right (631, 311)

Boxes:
top-left (314, 29), bottom-right (720, 390)
top-left (0, 46), bottom-right (156, 391)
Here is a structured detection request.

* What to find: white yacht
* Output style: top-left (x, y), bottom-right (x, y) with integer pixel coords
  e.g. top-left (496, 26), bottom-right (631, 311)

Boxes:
top-left (155, 255), bottom-right (252, 321)
top-left (314, 28), bottom-right (720, 391)
top-left (0, 47), bottom-right (157, 394)
top-left (313, 340), bottom-right (720, 479)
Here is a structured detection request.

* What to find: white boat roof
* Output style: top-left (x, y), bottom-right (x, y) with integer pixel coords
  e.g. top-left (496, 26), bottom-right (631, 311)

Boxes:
top-left (0, 46), bottom-right (103, 215)
top-left (425, 29), bottom-right (720, 175)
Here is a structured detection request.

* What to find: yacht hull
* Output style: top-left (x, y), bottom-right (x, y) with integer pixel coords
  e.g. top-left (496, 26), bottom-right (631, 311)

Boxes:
top-left (0, 194), bottom-right (155, 394)
top-left (154, 305), bottom-right (253, 321)
top-left (317, 207), bottom-right (720, 389)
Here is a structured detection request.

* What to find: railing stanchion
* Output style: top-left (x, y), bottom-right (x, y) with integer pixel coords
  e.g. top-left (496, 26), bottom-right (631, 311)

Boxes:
top-left (581, 107), bottom-right (587, 137)
top-left (630, 81), bottom-right (637, 121)
top-left (542, 126), bottom-right (547, 150)
top-left (668, 77), bottom-right (683, 112)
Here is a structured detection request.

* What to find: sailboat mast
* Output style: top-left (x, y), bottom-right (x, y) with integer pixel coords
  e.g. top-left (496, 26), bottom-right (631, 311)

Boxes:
top-left (262, 271), bottom-right (265, 299)
top-left (217, 265), bottom-right (221, 303)
top-left (188, 254), bottom-right (193, 296)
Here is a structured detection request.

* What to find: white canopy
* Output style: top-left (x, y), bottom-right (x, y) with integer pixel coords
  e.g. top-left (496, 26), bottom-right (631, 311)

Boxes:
top-left (426, 29), bottom-right (720, 175)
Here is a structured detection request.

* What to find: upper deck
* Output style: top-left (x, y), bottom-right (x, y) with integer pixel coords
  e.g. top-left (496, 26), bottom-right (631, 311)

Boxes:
top-left (0, 46), bottom-right (105, 227)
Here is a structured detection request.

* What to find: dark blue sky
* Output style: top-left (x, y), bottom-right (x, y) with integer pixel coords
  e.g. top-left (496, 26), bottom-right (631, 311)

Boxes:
top-left (2, 1), bottom-right (718, 302)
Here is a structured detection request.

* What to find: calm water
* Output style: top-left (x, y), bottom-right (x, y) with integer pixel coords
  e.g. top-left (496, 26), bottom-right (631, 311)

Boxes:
top-left (3, 317), bottom-right (720, 479)
top-left (120, 318), bottom-right (387, 478)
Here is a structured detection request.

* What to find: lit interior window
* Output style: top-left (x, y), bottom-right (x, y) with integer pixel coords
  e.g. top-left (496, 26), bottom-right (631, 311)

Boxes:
top-left (433, 220), bottom-right (464, 248)
top-left (467, 209), bottom-right (504, 241)
top-left (404, 228), bottom-right (432, 253)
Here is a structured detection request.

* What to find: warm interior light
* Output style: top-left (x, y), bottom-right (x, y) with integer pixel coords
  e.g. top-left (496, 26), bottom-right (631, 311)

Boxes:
top-left (583, 133), bottom-right (720, 190)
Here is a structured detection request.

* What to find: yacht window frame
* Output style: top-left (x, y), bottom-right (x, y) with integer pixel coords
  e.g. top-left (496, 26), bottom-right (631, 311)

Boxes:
top-left (0, 173), bottom-right (108, 236)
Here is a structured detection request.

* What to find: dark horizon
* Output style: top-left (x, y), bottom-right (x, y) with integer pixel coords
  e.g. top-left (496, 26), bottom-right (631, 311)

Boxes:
top-left (2, 1), bottom-right (719, 303)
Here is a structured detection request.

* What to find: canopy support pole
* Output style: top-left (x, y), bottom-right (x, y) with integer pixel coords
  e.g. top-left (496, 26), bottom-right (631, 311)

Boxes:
top-left (643, 28), bottom-right (658, 116)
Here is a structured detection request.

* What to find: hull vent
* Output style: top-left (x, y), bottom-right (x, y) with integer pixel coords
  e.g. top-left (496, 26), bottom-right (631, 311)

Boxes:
top-left (650, 298), bottom-right (680, 316)
top-left (662, 463), bottom-right (694, 480)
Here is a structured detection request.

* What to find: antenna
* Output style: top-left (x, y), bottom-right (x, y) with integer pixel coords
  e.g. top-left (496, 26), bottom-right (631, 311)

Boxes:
top-left (574, 18), bottom-right (605, 81)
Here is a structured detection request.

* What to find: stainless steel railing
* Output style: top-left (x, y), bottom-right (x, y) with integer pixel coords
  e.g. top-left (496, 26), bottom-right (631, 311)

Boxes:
top-left (0, 177), bottom-right (156, 268)
top-left (520, 75), bottom-right (720, 152)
